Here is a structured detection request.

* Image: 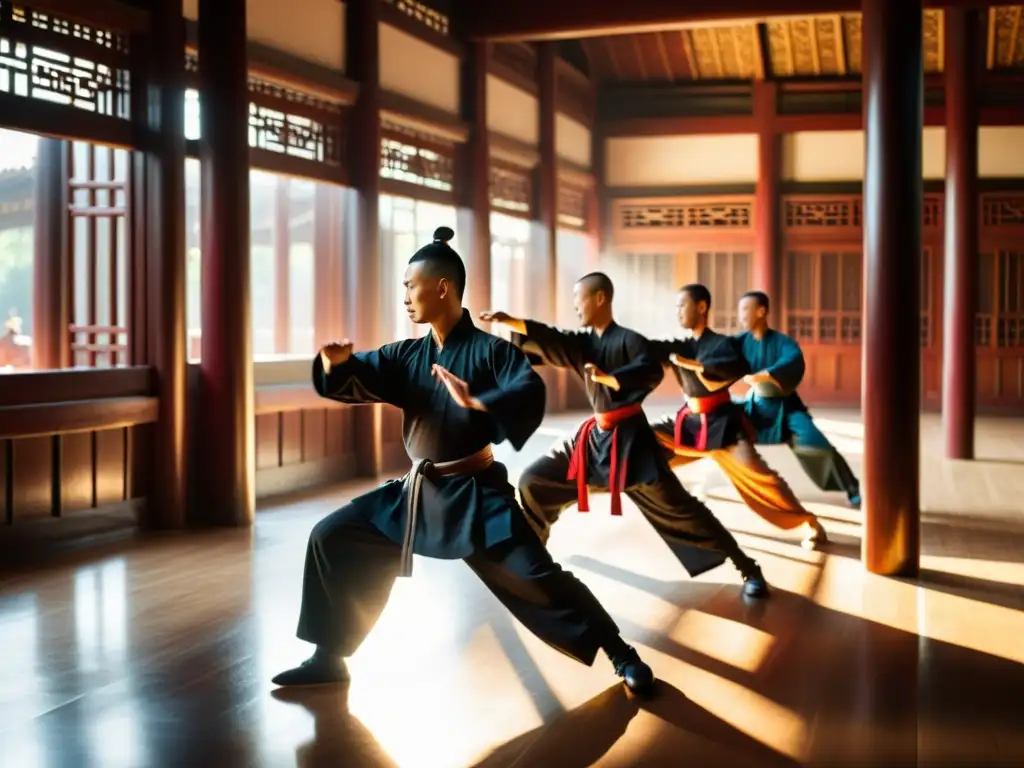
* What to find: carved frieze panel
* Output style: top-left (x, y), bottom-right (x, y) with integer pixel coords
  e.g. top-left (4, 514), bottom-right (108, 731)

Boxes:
top-left (0, 1), bottom-right (132, 121)
top-left (767, 15), bottom-right (846, 77)
top-left (380, 134), bottom-right (454, 192)
top-left (384, 0), bottom-right (449, 36)
top-left (489, 165), bottom-right (531, 215)
top-left (982, 195), bottom-right (1024, 228)
top-left (838, 10), bottom-right (944, 76)
top-left (557, 184), bottom-right (586, 229)
top-left (688, 24), bottom-right (760, 80)
top-left (784, 198), bottom-right (861, 230)
top-left (989, 6), bottom-right (1024, 69)
top-left (618, 201), bottom-right (753, 230)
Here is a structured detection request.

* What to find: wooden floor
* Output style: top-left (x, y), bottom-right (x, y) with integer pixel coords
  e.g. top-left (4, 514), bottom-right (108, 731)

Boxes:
top-left (1, 409), bottom-right (1023, 768)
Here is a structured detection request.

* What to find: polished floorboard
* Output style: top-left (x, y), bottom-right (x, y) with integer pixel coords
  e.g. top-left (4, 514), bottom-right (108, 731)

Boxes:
top-left (1, 409), bottom-right (1023, 767)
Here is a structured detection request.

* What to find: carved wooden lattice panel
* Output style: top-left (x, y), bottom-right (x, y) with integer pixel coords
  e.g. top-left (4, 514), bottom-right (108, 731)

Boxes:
top-left (922, 196), bottom-right (943, 229)
top-left (982, 195), bottom-right (1024, 228)
top-left (384, 0), bottom-right (449, 35)
top-left (248, 77), bottom-right (344, 167)
top-left (183, 50), bottom-right (346, 172)
top-left (619, 202), bottom-right (753, 230)
top-left (784, 198), bottom-right (862, 229)
top-left (558, 184), bottom-right (587, 229)
top-left (0, 1), bottom-right (132, 119)
top-left (489, 165), bottom-right (531, 215)
top-left (380, 129), bottom-right (455, 192)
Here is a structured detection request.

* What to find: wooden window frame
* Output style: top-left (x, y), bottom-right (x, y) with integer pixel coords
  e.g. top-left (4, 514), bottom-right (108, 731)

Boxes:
top-left (695, 250), bottom-right (752, 335)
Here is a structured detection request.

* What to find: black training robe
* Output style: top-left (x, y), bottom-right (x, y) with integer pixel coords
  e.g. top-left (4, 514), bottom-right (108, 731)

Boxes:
top-left (511, 319), bottom-right (666, 488)
top-left (312, 309), bottom-right (546, 558)
top-left (648, 329), bottom-right (752, 450)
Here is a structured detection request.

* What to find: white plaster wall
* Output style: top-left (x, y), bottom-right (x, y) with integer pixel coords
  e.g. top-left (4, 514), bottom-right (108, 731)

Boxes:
top-left (487, 75), bottom-right (539, 146)
top-left (605, 135), bottom-right (759, 186)
top-left (555, 114), bottom-right (591, 168)
top-left (379, 23), bottom-right (460, 114)
top-left (184, 0), bottom-right (345, 71)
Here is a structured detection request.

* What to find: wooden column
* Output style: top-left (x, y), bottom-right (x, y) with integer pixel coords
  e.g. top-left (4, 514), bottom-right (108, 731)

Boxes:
top-left (942, 8), bottom-right (979, 460)
top-left (534, 42), bottom-right (564, 412)
top-left (587, 121), bottom-right (605, 267)
top-left (753, 80), bottom-right (780, 302)
top-left (273, 176), bottom-right (291, 354)
top-left (861, 0), bottom-right (921, 576)
top-left (536, 42), bottom-right (558, 316)
top-left (457, 40), bottom-right (491, 316)
top-left (137, 0), bottom-right (188, 528)
top-left (346, 0), bottom-right (384, 477)
top-left (198, 0), bottom-right (254, 525)
top-left (31, 138), bottom-right (68, 370)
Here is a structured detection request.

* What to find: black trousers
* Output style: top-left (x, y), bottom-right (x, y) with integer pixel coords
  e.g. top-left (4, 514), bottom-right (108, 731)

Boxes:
top-left (295, 489), bottom-right (623, 667)
top-left (518, 442), bottom-right (759, 578)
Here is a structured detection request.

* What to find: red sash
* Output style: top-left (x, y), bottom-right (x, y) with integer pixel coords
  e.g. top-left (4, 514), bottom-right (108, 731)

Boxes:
top-left (567, 403), bottom-right (643, 517)
top-left (673, 389), bottom-right (733, 452)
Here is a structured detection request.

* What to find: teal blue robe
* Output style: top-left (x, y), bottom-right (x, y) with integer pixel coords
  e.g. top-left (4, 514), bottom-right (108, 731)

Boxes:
top-left (735, 329), bottom-right (861, 503)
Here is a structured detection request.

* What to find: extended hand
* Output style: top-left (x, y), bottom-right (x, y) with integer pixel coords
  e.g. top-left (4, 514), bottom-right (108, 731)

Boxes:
top-left (479, 310), bottom-right (511, 324)
top-left (669, 353), bottom-right (704, 372)
top-left (743, 370), bottom-right (772, 385)
top-left (432, 364), bottom-right (486, 410)
top-left (320, 340), bottom-right (353, 368)
top-left (584, 363), bottom-right (620, 391)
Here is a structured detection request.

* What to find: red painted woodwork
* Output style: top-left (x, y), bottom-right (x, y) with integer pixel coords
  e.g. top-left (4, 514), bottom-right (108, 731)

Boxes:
top-left (861, 0), bottom-right (922, 577)
top-left (942, 8), bottom-right (980, 460)
top-left (461, 0), bottom-right (1018, 41)
top-left (458, 40), bottom-right (493, 317)
top-left (753, 81), bottom-right (779, 303)
top-left (197, 0), bottom-right (255, 525)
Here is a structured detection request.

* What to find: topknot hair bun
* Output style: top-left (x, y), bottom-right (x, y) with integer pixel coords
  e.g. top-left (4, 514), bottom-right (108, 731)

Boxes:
top-left (433, 226), bottom-right (455, 244)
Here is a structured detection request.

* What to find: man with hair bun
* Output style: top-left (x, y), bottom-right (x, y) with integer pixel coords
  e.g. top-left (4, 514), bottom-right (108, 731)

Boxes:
top-left (273, 228), bottom-right (655, 697)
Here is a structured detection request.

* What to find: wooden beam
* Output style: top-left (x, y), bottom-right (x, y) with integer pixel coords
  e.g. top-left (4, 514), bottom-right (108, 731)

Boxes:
top-left (0, 397), bottom-right (158, 440)
top-left (604, 105), bottom-right (1024, 136)
top-left (461, 0), bottom-right (1017, 42)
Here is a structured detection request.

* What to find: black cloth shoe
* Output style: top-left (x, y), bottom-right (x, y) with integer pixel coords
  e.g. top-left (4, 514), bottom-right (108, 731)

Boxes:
top-left (611, 646), bottom-right (655, 696)
top-left (272, 649), bottom-right (350, 687)
top-left (742, 566), bottom-right (770, 599)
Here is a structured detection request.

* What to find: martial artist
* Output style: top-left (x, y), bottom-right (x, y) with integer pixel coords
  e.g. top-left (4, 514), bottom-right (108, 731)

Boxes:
top-left (648, 283), bottom-right (827, 549)
top-left (272, 229), bottom-right (654, 695)
top-left (481, 272), bottom-right (769, 599)
top-left (736, 291), bottom-right (862, 508)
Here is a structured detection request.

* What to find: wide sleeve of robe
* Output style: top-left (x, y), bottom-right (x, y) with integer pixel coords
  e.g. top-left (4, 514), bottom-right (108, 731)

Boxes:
top-left (312, 341), bottom-right (406, 408)
top-left (764, 333), bottom-right (805, 392)
top-left (607, 333), bottom-right (665, 392)
top-left (700, 335), bottom-right (751, 383)
top-left (510, 319), bottom-right (588, 375)
top-left (474, 340), bottom-right (547, 451)
top-left (646, 336), bottom-right (697, 367)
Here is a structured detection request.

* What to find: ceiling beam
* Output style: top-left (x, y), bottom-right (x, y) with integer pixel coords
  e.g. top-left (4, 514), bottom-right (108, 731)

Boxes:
top-left (461, 0), bottom-right (1010, 42)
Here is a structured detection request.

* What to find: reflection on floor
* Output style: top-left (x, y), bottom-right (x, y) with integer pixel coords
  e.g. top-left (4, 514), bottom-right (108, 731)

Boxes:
top-left (1, 409), bottom-right (1022, 767)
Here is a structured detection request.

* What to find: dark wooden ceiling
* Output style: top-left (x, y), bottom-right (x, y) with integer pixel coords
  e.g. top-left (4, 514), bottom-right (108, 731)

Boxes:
top-left (575, 7), bottom-right (1024, 83)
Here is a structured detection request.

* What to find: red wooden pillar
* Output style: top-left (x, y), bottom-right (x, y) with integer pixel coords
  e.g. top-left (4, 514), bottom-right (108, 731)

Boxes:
top-left (198, 0), bottom-right (254, 525)
top-left (536, 43), bottom-right (558, 316)
top-left (31, 137), bottom-right (68, 371)
top-left (535, 42), bottom-right (563, 411)
top-left (861, 0), bottom-right (922, 577)
top-left (346, 0), bottom-right (384, 477)
top-left (136, 0), bottom-right (188, 528)
top-left (942, 8), bottom-right (979, 460)
top-left (457, 40), bottom-right (491, 316)
top-left (753, 80), bottom-right (780, 303)
top-left (587, 122), bottom-right (605, 267)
